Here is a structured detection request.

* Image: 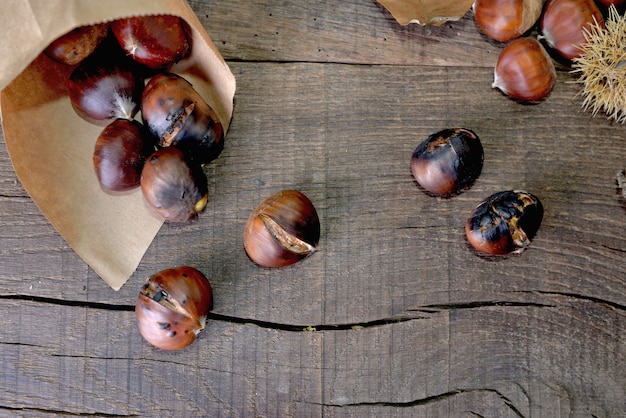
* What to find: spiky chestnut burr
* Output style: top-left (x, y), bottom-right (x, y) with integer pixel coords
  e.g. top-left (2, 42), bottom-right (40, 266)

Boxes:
top-left (571, 5), bottom-right (626, 123)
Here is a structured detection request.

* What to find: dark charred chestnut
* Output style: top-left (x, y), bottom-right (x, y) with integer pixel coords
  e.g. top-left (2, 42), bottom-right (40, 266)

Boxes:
top-left (466, 190), bottom-right (543, 255)
top-left (243, 190), bottom-right (320, 268)
top-left (44, 23), bottom-right (110, 65)
top-left (140, 147), bottom-right (208, 222)
top-left (68, 44), bottom-right (144, 125)
top-left (141, 72), bottom-right (224, 164)
top-left (111, 15), bottom-right (191, 69)
top-left (93, 119), bottom-right (156, 193)
top-left (135, 266), bottom-right (213, 350)
top-left (411, 128), bottom-right (484, 197)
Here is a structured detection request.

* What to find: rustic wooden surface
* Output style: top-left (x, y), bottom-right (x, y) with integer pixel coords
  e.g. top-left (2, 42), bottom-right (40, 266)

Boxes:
top-left (1, 1), bottom-right (625, 417)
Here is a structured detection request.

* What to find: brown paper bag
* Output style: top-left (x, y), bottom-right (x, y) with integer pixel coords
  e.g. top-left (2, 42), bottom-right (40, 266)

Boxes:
top-left (0, 0), bottom-right (236, 290)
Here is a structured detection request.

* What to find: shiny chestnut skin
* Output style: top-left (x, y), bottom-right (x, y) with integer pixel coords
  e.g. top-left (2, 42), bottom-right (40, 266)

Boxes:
top-left (93, 119), bottom-right (156, 193)
top-left (44, 23), bottom-right (110, 65)
top-left (492, 37), bottom-right (557, 103)
top-left (111, 15), bottom-right (191, 69)
top-left (539, 0), bottom-right (604, 61)
top-left (466, 190), bottom-right (543, 256)
top-left (411, 128), bottom-right (483, 197)
top-left (243, 190), bottom-right (320, 268)
top-left (140, 147), bottom-right (208, 222)
top-left (473, 0), bottom-right (543, 42)
top-left (135, 266), bottom-right (213, 350)
top-left (68, 43), bottom-right (144, 125)
top-left (141, 72), bottom-right (224, 165)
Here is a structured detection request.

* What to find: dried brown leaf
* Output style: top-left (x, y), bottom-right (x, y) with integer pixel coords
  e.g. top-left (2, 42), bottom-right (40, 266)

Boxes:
top-left (378, 0), bottom-right (474, 26)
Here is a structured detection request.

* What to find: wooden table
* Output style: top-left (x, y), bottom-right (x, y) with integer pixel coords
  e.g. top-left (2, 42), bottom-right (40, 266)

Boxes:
top-left (1, 1), bottom-right (624, 416)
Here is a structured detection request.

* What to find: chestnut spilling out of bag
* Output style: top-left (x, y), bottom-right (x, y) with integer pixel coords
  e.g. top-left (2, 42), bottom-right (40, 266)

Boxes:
top-left (0, 0), bottom-right (236, 290)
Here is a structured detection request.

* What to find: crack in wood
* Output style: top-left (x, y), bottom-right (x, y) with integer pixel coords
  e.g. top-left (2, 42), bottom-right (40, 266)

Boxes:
top-left (0, 294), bottom-right (134, 311)
top-left (409, 301), bottom-right (555, 312)
top-left (0, 405), bottom-right (138, 417)
top-left (599, 244), bottom-right (626, 253)
top-left (0, 294), bottom-right (427, 332)
top-left (323, 388), bottom-right (526, 417)
top-left (512, 291), bottom-right (626, 312)
top-left (207, 311), bottom-right (426, 331)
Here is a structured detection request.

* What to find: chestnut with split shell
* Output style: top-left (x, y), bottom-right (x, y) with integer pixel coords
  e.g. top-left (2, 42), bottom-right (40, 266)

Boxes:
top-left (93, 119), bottom-right (156, 193)
top-left (411, 128), bottom-right (483, 197)
top-left (243, 190), bottom-right (320, 268)
top-left (111, 15), bottom-right (191, 69)
top-left (135, 266), bottom-right (213, 350)
top-left (140, 147), bottom-right (208, 222)
top-left (68, 43), bottom-right (144, 125)
top-left (141, 72), bottom-right (224, 165)
top-left (466, 190), bottom-right (543, 256)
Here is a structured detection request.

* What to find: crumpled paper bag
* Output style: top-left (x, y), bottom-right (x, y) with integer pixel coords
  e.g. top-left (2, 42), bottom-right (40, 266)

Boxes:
top-left (0, 0), bottom-right (236, 290)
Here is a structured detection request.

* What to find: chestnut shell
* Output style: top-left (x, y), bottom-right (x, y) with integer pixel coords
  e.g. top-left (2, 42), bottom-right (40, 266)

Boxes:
top-left (141, 72), bottom-right (224, 164)
top-left (465, 190), bottom-right (543, 255)
top-left (68, 42), bottom-right (144, 125)
top-left (540, 0), bottom-right (604, 61)
top-left (44, 22), bottom-right (110, 65)
top-left (411, 128), bottom-right (483, 197)
top-left (492, 37), bottom-right (556, 103)
top-left (243, 190), bottom-right (320, 268)
top-left (111, 15), bottom-right (191, 69)
top-left (135, 266), bottom-right (213, 350)
top-left (473, 0), bottom-right (544, 42)
top-left (140, 147), bottom-right (209, 222)
top-left (93, 119), bottom-right (156, 193)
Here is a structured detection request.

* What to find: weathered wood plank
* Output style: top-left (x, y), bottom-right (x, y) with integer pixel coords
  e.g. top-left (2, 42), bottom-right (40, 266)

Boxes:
top-left (0, 298), bottom-right (323, 417)
top-left (2, 61), bottom-right (625, 416)
top-left (321, 298), bottom-right (625, 417)
top-left (0, 0), bottom-right (624, 416)
top-left (0, 295), bottom-right (623, 416)
top-left (190, 0), bottom-right (503, 67)
top-left (3, 63), bottom-right (624, 313)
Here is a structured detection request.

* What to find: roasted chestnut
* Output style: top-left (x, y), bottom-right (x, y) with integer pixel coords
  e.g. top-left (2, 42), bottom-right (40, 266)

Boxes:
top-left (411, 128), bottom-right (483, 197)
top-left (466, 190), bottom-right (543, 255)
top-left (44, 22), bottom-right (110, 65)
top-left (141, 72), bottom-right (224, 164)
top-left (140, 147), bottom-right (208, 222)
top-left (135, 266), bottom-right (213, 350)
top-left (68, 43), bottom-right (144, 125)
top-left (539, 0), bottom-right (604, 61)
top-left (473, 0), bottom-right (543, 42)
top-left (93, 119), bottom-right (156, 193)
top-left (492, 37), bottom-right (557, 103)
top-left (111, 15), bottom-right (191, 69)
top-left (243, 190), bottom-right (320, 268)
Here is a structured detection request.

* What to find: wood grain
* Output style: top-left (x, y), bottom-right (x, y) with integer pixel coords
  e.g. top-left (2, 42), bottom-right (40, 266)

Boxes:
top-left (0, 0), bottom-right (624, 416)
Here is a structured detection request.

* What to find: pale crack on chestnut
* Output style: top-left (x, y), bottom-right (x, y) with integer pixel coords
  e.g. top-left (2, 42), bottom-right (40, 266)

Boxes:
top-left (140, 281), bottom-right (194, 320)
top-left (259, 213), bottom-right (317, 255)
top-left (511, 225), bottom-right (531, 252)
top-left (163, 101), bottom-right (195, 146)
